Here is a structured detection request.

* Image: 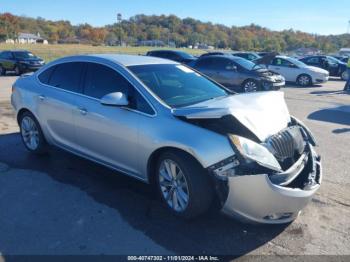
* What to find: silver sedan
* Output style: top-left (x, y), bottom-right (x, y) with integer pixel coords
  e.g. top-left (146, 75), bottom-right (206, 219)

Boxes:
top-left (11, 54), bottom-right (322, 224)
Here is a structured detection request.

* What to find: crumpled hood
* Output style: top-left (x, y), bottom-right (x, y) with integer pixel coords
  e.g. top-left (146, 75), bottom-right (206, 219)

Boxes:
top-left (172, 91), bottom-right (291, 141)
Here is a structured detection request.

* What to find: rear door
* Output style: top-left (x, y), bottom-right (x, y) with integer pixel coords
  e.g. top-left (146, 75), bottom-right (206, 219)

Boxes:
top-left (269, 58), bottom-right (299, 82)
top-left (36, 62), bottom-right (84, 149)
top-left (74, 62), bottom-right (151, 176)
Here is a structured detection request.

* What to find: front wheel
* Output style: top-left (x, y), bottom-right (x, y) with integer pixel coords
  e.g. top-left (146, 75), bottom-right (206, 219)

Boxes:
top-left (341, 70), bottom-right (349, 81)
top-left (297, 74), bottom-right (312, 87)
top-left (156, 151), bottom-right (213, 219)
top-left (19, 111), bottom-right (48, 154)
top-left (242, 79), bottom-right (259, 92)
top-left (14, 65), bottom-right (21, 76)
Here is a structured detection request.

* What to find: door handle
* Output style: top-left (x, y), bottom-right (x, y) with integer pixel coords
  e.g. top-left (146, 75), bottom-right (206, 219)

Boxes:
top-left (78, 107), bottom-right (87, 115)
top-left (38, 95), bottom-right (45, 101)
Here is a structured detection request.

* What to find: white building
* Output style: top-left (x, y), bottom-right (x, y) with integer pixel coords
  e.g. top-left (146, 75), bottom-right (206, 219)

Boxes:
top-left (16, 33), bottom-right (48, 44)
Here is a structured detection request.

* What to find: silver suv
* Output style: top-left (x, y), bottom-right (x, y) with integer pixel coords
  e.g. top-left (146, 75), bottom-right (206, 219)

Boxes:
top-left (11, 54), bottom-right (322, 224)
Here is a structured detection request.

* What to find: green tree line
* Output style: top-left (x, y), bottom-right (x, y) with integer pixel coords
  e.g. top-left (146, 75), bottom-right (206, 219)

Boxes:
top-left (1, 12), bottom-right (349, 52)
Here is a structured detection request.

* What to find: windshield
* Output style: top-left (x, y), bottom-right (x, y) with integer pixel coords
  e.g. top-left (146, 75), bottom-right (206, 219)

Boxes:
top-left (287, 57), bottom-right (308, 68)
top-left (128, 64), bottom-right (229, 108)
top-left (235, 57), bottom-right (262, 70)
top-left (13, 52), bottom-right (36, 59)
top-left (327, 56), bottom-right (341, 64)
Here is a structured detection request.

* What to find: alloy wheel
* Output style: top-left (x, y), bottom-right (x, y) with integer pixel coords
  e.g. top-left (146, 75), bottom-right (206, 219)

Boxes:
top-left (21, 116), bottom-right (40, 150)
top-left (15, 66), bottom-right (20, 76)
top-left (298, 75), bottom-right (310, 86)
top-left (341, 71), bottom-right (349, 81)
top-left (158, 159), bottom-right (190, 212)
top-left (244, 81), bottom-right (258, 92)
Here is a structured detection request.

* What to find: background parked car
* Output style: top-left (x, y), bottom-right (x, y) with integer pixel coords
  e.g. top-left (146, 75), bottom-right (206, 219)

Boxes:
top-left (192, 55), bottom-right (285, 92)
top-left (231, 52), bottom-right (261, 61)
top-left (299, 55), bottom-right (348, 80)
top-left (331, 55), bottom-right (349, 64)
top-left (265, 56), bottom-right (329, 86)
top-left (0, 50), bottom-right (45, 76)
top-left (146, 50), bottom-right (196, 65)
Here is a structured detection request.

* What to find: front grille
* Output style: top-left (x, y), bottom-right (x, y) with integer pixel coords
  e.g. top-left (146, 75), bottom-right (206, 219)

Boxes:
top-left (265, 126), bottom-right (305, 162)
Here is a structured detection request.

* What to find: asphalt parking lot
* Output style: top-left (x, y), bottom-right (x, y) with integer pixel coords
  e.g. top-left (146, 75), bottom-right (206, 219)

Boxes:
top-left (0, 76), bottom-right (349, 257)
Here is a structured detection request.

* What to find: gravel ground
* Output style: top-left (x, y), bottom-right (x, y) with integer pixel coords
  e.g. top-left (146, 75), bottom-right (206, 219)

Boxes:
top-left (0, 76), bottom-right (349, 258)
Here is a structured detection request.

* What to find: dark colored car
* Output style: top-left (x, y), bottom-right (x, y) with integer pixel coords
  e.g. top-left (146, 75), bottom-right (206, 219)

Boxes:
top-left (200, 51), bottom-right (227, 57)
top-left (146, 50), bottom-right (196, 65)
top-left (299, 55), bottom-right (348, 80)
top-left (192, 55), bottom-right (285, 92)
top-left (331, 55), bottom-right (349, 63)
top-left (0, 50), bottom-right (45, 76)
top-left (232, 52), bottom-right (261, 61)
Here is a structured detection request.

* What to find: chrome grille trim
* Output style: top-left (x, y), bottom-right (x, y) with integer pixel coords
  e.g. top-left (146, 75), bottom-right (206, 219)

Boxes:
top-left (265, 126), bottom-right (305, 161)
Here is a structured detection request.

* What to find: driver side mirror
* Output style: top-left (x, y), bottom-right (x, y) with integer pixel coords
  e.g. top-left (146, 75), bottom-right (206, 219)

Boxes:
top-left (100, 92), bottom-right (129, 106)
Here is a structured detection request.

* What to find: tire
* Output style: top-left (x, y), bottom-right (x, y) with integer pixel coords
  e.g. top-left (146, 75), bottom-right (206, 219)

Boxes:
top-left (19, 111), bottom-right (48, 154)
top-left (14, 65), bottom-right (21, 76)
top-left (156, 151), bottom-right (213, 219)
top-left (0, 65), bottom-right (5, 76)
top-left (242, 79), bottom-right (259, 92)
top-left (341, 70), bottom-right (348, 81)
top-left (297, 74), bottom-right (312, 87)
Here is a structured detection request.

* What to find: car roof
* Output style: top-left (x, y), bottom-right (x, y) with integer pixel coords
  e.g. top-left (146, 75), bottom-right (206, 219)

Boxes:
top-left (88, 54), bottom-right (178, 66)
top-left (198, 54), bottom-right (243, 60)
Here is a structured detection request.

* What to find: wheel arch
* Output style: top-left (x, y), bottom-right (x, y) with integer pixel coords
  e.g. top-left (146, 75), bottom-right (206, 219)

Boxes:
top-left (146, 146), bottom-right (206, 185)
top-left (16, 107), bottom-right (33, 124)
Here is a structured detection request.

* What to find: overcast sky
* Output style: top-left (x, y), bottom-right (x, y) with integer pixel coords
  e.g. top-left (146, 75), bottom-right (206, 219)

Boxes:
top-left (1, 0), bottom-right (349, 35)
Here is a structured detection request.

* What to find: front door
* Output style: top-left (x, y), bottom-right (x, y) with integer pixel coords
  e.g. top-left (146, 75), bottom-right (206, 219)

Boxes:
top-left (74, 62), bottom-right (142, 176)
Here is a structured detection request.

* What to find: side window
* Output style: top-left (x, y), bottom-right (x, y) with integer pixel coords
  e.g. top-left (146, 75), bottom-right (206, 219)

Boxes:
top-left (272, 58), bottom-right (292, 67)
top-left (38, 66), bottom-right (56, 84)
top-left (195, 58), bottom-right (212, 68)
top-left (130, 90), bottom-right (155, 115)
top-left (306, 57), bottom-right (319, 64)
top-left (48, 62), bottom-right (84, 93)
top-left (211, 58), bottom-right (231, 70)
top-left (83, 63), bottom-right (131, 99)
top-left (1, 52), bottom-right (13, 59)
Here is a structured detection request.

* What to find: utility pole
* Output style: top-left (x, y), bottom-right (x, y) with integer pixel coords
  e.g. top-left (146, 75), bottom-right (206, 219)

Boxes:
top-left (117, 13), bottom-right (122, 46)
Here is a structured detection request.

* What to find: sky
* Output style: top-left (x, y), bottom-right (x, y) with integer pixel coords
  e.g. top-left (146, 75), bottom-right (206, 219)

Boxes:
top-left (1, 0), bottom-right (350, 35)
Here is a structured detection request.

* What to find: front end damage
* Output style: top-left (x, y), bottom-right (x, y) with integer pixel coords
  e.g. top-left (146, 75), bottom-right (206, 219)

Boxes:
top-left (209, 128), bottom-right (322, 224)
top-left (173, 91), bottom-right (322, 224)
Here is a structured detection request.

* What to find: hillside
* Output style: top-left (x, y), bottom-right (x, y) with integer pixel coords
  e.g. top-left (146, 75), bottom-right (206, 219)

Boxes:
top-left (1, 12), bottom-right (350, 52)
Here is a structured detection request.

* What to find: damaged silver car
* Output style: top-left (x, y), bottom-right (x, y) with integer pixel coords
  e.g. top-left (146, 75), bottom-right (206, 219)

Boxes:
top-left (11, 54), bottom-right (322, 224)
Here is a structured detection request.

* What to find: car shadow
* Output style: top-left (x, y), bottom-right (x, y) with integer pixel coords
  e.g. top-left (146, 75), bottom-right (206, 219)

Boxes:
top-left (333, 128), bottom-right (350, 134)
top-left (284, 83), bottom-right (322, 89)
top-left (308, 105), bottom-right (350, 126)
top-left (0, 132), bottom-right (288, 256)
top-left (310, 90), bottom-right (349, 96)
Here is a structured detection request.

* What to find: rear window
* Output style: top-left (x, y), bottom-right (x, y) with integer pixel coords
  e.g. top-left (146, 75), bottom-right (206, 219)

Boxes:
top-left (48, 62), bottom-right (85, 93)
top-left (38, 66), bottom-right (56, 85)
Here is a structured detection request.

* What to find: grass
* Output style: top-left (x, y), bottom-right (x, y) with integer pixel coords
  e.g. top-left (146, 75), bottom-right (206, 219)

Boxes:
top-left (0, 43), bottom-right (206, 62)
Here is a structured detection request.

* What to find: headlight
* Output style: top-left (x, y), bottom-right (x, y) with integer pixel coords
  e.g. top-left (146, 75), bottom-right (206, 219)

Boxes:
top-left (229, 135), bottom-right (282, 172)
top-left (19, 60), bottom-right (30, 64)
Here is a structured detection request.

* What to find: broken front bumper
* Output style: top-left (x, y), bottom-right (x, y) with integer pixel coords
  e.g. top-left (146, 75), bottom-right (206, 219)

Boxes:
top-left (220, 145), bottom-right (322, 224)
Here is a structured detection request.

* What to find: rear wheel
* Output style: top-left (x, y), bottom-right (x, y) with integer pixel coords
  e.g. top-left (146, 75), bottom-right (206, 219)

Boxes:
top-left (19, 111), bottom-right (48, 154)
top-left (156, 151), bottom-right (213, 219)
top-left (0, 65), bottom-right (5, 76)
top-left (242, 79), bottom-right (258, 92)
top-left (297, 74), bottom-right (312, 87)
